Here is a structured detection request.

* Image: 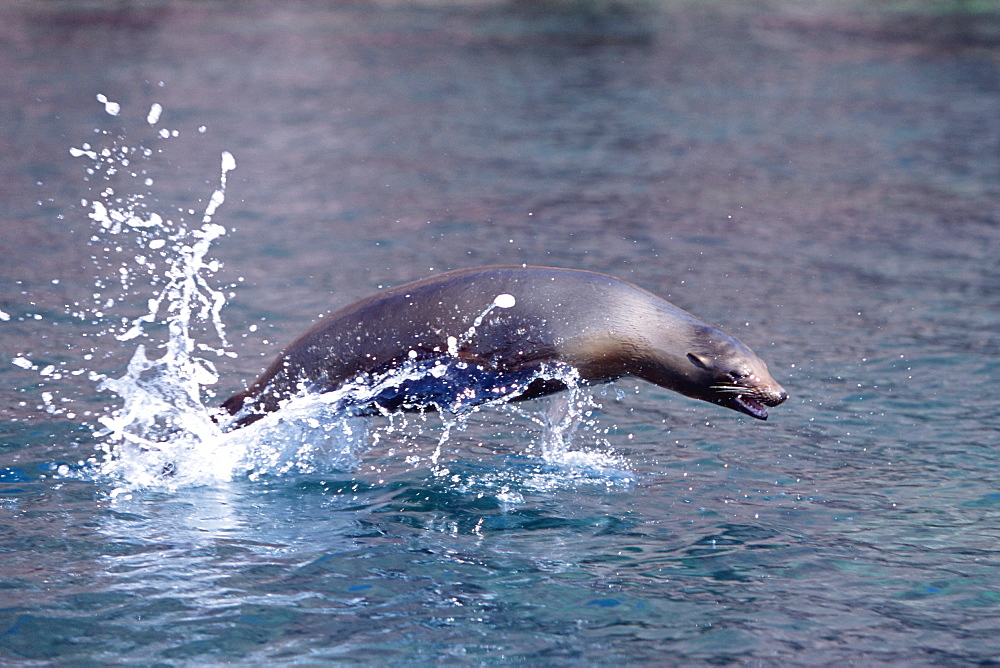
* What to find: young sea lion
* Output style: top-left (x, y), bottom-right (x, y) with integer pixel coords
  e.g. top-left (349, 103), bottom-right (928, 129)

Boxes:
top-left (222, 265), bottom-right (787, 427)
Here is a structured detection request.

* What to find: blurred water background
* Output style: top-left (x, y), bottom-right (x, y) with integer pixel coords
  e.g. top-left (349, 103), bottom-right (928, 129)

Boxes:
top-left (1, 0), bottom-right (998, 663)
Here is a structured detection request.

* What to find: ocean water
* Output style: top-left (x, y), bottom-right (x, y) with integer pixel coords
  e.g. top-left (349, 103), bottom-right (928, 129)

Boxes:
top-left (1, 0), bottom-right (998, 664)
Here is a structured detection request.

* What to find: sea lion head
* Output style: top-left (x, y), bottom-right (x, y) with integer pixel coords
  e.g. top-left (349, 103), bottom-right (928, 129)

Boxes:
top-left (636, 324), bottom-right (788, 420)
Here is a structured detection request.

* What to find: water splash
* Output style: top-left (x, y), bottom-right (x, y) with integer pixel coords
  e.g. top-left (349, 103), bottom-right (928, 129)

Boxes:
top-left (451, 291), bottom-right (516, 354)
top-left (65, 96), bottom-right (240, 490)
top-left (34, 96), bottom-right (632, 493)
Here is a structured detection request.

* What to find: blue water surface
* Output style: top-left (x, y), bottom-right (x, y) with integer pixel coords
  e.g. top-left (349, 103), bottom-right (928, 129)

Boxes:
top-left (1, 0), bottom-right (998, 664)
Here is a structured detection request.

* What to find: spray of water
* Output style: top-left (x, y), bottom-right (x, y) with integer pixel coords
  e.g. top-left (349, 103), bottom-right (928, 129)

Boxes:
top-left (59, 95), bottom-right (242, 491)
top-left (31, 96), bottom-right (633, 494)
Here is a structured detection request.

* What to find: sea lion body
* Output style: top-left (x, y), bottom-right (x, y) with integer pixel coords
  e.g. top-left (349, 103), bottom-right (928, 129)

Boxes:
top-left (222, 266), bottom-right (787, 426)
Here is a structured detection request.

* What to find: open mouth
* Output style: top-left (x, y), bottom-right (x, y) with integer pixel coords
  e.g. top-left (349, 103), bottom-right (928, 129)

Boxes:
top-left (730, 394), bottom-right (769, 420)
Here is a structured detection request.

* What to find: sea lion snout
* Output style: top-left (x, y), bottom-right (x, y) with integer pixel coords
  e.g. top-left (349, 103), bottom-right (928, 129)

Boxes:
top-left (722, 376), bottom-right (787, 420)
top-left (749, 374), bottom-right (788, 407)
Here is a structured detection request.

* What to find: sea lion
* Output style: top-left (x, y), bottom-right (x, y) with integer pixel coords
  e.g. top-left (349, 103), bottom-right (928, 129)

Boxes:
top-left (222, 265), bottom-right (787, 427)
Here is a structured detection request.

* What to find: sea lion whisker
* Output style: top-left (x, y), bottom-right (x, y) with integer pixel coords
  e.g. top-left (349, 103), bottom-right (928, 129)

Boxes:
top-left (711, 384), bottom-right (752, 394)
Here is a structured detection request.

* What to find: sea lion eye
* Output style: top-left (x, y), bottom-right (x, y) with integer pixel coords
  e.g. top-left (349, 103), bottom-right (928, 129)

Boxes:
top-left (687, 353), bottom-right (711, 370)
top-left (728, 369), bottom-right (748, 381)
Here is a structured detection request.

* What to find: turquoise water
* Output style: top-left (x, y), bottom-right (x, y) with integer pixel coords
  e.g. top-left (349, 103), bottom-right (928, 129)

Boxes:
top-left (2, 1), bottom-right (998, 664)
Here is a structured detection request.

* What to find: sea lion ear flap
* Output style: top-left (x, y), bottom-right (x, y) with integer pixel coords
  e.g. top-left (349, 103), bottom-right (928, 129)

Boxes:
top-left (686, 353), bottom-right (712, 370)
